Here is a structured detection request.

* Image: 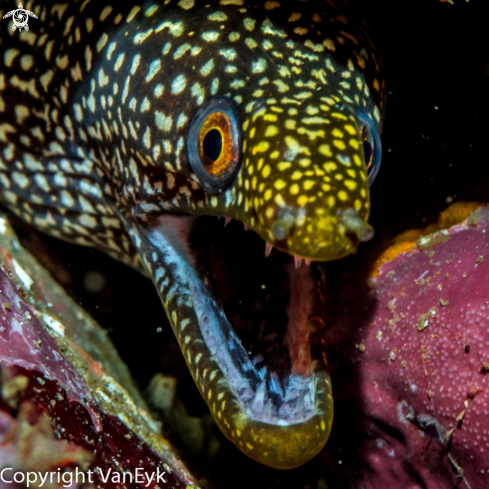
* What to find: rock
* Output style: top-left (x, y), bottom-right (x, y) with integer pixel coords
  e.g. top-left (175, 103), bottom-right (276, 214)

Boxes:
top-left (0, 214), bottom-right (199, 488)
top-left (326, 203), bottom-right (489, 488)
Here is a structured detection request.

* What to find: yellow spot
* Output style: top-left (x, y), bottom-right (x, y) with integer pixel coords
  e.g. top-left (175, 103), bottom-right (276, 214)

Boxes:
top-left (253, 141), bottom-right (270, 154)
top-left (270, 150), bottom-right (280, 159)
top-left (236, 429), bottom-right (242, 437)
top-left (294, 27), bottom-right (308, 35)
top-left (323, 39), bottom-right (335, 51)
top-left (265, 125), bottom-right (279, 137)
top-left (353, 154), bottom-right (362, 167)
top-left (319, 144), bottom-right (332, 157)
top-left (331, 112), bottom-right (348, 120)
top-left (291, 171), bottom-right (302, 180)
top-left (344, 124), bottom-right (356, 135)
top-left (290, 184), bottom-right (299, 194)
top-left (331, 128), bottom-right (344, 139)
top-left (275, 194), bottom-right (285, 206)
top-left (338, 191), bottom-right (348, 201)
top-left (288, 12), bottom-right (301, 22)
top-left (126, 6), bottom-right (140, 22)
top-left (349, 138), bottom-right (360, 150)
top-left (299, 158), bottom-right (311, 167)
top-left (321, 421), bottom-right (326, 431)
top-left (266, 206), bottom-right (274, 218)
top-left (324, 162), bottom-right (338, 172)
top-left (297, 195), bottom-right (308, 206)
top-left (360, 188), bottom-right (367, 198)
top-left (277, 162), bottom-right (291, 171)
top-left (303, 180), bottom-right (315, 190)
top-left (322, 183), bottom-right (331, 192)
top-left (264, 190), bottom-right (272, 201)
top-left (373, 78), bottom-right (380, 92)
top-left (333, 140), bottom-right (346, 150)
top-left (285, 119), bottom-right (296, 130)
top-left (178, 0), bottom-right (195, 9)
top-left (274, 179), bottom-right (286, 190)
top-left (262, 165), bottom-right (271, 178)
top-left (344, 180), bottom-right (357, 191)
top-left (4, 49), bottom-right (19, 68)
top-left (328, 196), bottom-right (335, 207)
top-left (354, 199), bottom-right (362, 211)
top-left (246, 442), bottom-right (254, 450)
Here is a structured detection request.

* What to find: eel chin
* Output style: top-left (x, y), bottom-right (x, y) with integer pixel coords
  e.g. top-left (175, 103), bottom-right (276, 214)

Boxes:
top-left (138, 213), bottom-right (333, 469)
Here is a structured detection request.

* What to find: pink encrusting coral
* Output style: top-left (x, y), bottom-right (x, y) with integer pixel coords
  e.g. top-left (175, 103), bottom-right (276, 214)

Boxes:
top-left (0, 215), bottom-right (199, 489)
top-left (326, 205), bottom-right (489, 488)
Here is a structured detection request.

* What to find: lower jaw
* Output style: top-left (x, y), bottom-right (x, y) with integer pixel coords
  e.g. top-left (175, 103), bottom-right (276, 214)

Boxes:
top-left (143, 214), bottom-right (333, 468)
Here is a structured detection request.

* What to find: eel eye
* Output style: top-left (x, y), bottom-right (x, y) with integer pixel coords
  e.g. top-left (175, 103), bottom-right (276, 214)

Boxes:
top-left (188, 97), bottom-right (242, 193)
top-left (357, 108), bottom-right (382, 186)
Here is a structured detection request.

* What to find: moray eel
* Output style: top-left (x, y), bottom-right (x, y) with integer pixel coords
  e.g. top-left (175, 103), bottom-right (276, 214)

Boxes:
top-left (0, 0), bottom-right (385, 469)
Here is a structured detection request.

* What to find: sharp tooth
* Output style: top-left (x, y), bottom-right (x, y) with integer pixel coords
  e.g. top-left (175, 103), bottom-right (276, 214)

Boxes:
top-left (251, 381), bottom-right (267, 414)
top-left (224, 217), bottom-right (231, 226)
top-left (294, 389), bottom-right (305, 420)
top-left (243, 222), bottom-right (250, 231)
top-left (263, 399), bottom-right (273, 422)
top-left (265, 242), bottom-right (273, 257)
top-left (308, 374), bottom-right (316, 406)
top-left (294, 256), bottom-right (303, 268)
top-left (305, 259), bottom-right (311, 266)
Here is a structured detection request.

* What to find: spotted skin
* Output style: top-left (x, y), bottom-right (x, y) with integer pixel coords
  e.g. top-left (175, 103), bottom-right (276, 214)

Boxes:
top-left (0, 0), bottom-right (384, 469)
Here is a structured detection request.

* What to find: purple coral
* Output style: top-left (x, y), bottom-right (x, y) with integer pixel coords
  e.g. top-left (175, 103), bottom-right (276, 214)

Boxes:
top-left (326, 206), bottom-right (489, 488)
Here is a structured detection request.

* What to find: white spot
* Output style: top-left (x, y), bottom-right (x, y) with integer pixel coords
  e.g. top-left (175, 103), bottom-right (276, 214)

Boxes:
top-left (42, 314), bottom-right (65, 337)
top-left (251, 58), bottom-right (267, 73)
top-left (154, 84), bottom-right (164, 97)
top-left (145, 59), bottom-right (161, 82)
top-left (143, 127), bottom-right (151, 148)
top-left (155, 111), bottom-right (173, 132)
top-left (122, 76), bottom-right (130, 104)
top-left (177, 113), bottom-right (188, 128)
top-left (106, 42), bottom-right (117, 60)
top-left (201, 31), bottom-right (220, 42)
top-left (114, 52), bottom-right (125, 71)
top-left (130, 54), bottom-right (141, 74)
top-left (200, 58), bottom-right (214, 76)
top-left (140, 97), bottom-right (151, 112)
top-left (211, 78), bottom-right (219, 95)
top-left (171, 74), bottom-right (187, 94)
top-left (12, 259), bottom-right (33, 290)
top-left (220, 48), bottom-right (237, 61)
top-left (133, 28), bottom-right (153, 44)
top-left (173, 43), bottom-right (191, 59)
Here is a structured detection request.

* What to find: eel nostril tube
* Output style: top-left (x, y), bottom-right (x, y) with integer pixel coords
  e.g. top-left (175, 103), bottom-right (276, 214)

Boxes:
top-left (271, 209), bottom-right (296, 240)
top-left (338, 208), bottom-right (375, 243)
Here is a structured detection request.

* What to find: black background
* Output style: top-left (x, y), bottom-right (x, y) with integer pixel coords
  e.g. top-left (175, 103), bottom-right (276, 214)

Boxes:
top-left (11, 0), bottom-right (489, 487)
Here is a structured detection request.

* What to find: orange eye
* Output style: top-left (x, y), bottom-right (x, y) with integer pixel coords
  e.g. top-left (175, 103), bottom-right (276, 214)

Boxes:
top-left (188, 97), bottom-right (241, 193)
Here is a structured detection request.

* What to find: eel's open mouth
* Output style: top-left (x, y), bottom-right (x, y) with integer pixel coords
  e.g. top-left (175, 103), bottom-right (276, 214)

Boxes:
top-left (136, 211), bottom-right (335, 469)
top-left (190, 215), bottom-right (324, 425)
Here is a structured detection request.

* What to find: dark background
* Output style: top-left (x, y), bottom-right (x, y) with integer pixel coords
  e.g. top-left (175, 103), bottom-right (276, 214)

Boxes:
top-left (9, 0), bottom-right (489, 487)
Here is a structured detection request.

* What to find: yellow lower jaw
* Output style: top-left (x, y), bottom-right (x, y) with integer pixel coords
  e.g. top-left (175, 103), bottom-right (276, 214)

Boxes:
top-left (213, 371), bottom-right (334, 470)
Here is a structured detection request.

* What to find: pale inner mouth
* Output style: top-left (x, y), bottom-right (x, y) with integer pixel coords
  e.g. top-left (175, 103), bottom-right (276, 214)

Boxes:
top-left (149, 214), bottom-right (321, 426)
